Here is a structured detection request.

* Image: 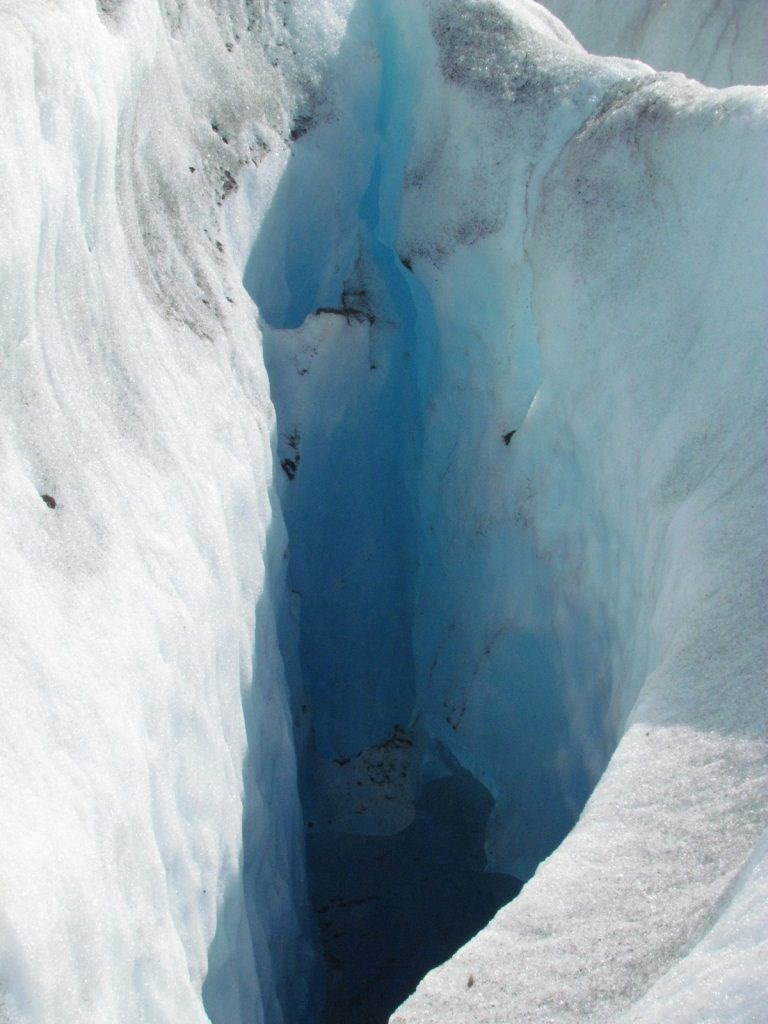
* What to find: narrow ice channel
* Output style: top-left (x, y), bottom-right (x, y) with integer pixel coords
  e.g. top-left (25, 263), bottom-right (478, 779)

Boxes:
top-left (242, 3), bottom-right (612, 1020)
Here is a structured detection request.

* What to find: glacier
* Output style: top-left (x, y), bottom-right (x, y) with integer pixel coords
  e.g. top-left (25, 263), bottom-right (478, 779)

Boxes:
top-left (0, 0), bottom-right (766, 1023)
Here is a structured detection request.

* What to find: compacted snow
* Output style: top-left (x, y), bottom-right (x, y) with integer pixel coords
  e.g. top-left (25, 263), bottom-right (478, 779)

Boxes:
top-left (543, 0), bottom-right (768, 88)
top-left (0, 1), bottom-right (334, 1020)
top-left (0, 0), bottom-right (766, 1023)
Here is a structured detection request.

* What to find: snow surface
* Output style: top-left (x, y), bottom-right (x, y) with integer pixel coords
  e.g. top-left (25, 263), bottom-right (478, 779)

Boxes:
top-left (0, 1), bottom-right (339, 1020)
top-left (544, 0), bottom-right (768, 88)
top-left (1, 0), bottom-right (766, 1022)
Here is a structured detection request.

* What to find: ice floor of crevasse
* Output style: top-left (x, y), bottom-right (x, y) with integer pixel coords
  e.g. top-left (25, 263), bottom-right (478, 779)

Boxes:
top-left (243, 4), bottom-right (602, 1021)
top-left (308, 772), bottom-right (521, 1024)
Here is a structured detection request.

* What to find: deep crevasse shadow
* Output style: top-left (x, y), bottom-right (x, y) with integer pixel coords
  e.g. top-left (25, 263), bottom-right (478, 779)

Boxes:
top-left (241, 1), bottom-right (605, 1020)
top-left (309, 771), bottom-right (522, 1024)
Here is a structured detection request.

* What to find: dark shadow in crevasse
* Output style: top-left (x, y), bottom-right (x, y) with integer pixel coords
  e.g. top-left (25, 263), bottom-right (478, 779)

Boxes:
top-left (307, 771), bottom-right (523, 1024)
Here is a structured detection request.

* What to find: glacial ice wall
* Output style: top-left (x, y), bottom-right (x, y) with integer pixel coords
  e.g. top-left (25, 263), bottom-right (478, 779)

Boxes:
top-left (389, 2), bottom-right (768, 1022)
top-left (1, 0), bottom-right (766, 1023)
top-left (0, 1), bottom-right (344, 1020)
top-left (245, 0), bottom-right (768, 1017)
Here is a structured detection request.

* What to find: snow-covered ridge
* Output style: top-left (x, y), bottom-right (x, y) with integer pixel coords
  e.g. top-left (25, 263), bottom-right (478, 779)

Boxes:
top-left (543, 0), bottom-right (768, 88)
top-left (1, 1), bottom-right (766, 1022)
top-left (0, 1), bottom-right (329, 1020)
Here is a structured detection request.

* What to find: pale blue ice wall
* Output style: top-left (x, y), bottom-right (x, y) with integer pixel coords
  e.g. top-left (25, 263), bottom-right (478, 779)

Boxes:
top-left (247, 2), bottom-right (440, 765)
top-left (392, 2), bottom-right (768, 1022)
top-left (247, 0), bottom-right (636, 886)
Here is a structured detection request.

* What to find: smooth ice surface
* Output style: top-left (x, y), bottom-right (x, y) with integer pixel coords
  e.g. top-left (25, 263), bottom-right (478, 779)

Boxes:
top-left (1, 0), bottom-right (767, 1022)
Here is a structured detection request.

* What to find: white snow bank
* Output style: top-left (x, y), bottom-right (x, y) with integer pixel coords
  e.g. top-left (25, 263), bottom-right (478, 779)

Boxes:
top-left (541, 0), bottom-right (768, 88)
top-left (0, 0), bottom-right (351, 1020)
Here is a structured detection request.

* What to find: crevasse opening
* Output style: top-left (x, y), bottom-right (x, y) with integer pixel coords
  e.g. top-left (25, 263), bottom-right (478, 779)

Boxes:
top-left (243, 3), bottom-right (613, 1020)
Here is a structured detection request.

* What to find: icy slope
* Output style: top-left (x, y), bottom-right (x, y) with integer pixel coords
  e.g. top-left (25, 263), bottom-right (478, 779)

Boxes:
top-left (0, 1), bottom-right (346, 1021)
top-left (543, 0), bottom-right (768, 88)
top-left (387, 1), bottom-right (768, 1022)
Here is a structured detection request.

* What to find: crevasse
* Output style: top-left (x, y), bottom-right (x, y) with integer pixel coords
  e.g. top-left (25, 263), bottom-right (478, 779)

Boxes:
top-left (243, 3), bottom-right (616, 1019)
top-left (1, 1), bottom-right (766, 1023)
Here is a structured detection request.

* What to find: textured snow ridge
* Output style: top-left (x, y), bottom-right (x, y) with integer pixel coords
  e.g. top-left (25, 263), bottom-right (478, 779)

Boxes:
top-left (543, 0), bottom-right (768, 88)
top-left (0, 1), bottom-right (340, 1021)
top-left (1, 0), bottom-right (767, 1023)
